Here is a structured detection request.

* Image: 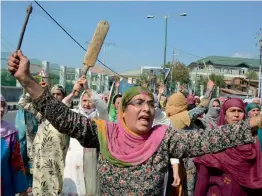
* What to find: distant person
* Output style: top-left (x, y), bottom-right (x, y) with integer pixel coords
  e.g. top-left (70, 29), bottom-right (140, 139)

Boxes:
top-left (1, 94), bottom-right (28, 196)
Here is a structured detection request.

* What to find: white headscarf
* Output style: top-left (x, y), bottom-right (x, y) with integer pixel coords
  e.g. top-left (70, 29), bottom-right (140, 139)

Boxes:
top-left (152, 93), bottom-right (170, 127)
top-left (74, 91), bottom-right (96, 118)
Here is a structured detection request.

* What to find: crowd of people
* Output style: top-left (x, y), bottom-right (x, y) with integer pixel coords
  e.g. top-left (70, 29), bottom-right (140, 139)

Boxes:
top-left (1, 50), bottom-right (262, 195)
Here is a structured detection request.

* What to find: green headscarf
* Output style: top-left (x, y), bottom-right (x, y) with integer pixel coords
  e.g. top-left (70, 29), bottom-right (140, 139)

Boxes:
top-left (245, 103), bottom-right (260, 114)
top-left (246, 103), bottom-right (262, 148)
top-left (121, 86), bottom-right (154, 112)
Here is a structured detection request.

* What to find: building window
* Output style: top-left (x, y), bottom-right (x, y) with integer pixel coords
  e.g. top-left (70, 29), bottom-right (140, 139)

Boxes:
top-left (239, 70), bottom-right (245, 75)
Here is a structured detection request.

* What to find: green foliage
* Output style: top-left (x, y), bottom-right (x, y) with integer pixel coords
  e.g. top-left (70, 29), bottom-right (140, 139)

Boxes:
top-left (171, 61), bottom-right (190, 85)
top-left (1, 70), bottom-right (16, 86)
top-left (245, 70), bottom-right (258, 80)
top-left (209, 74), bottom-right (225, 88)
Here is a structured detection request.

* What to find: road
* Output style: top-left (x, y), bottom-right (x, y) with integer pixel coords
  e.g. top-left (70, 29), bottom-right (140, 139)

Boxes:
top-left (3, 110), bottom-right (17, 125)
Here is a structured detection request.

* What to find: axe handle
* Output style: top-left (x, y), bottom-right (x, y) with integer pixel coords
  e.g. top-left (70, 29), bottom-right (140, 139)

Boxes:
top-left (17, 3), bottom-right (33, 51)
top-left (73, 66), bottom-right (89, 96)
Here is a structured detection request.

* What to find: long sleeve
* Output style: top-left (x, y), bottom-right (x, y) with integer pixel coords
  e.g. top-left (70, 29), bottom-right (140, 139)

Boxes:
top-left (10, 133), bottom-right (28, 193)
top-left (18, 93), bottom-right (43, 122)
top-left (188, 107), bottom-right (206, 122)
top-left (168, 119), bottom-right (256, 158)
top-left (91, 90), bottom-right (109, 121)
top-left (32, 88), bottom-right (99, 148)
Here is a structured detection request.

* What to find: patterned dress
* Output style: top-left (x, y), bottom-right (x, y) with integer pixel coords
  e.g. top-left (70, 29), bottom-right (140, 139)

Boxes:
top-left (19, 94), bottom-right (69, 196)
top-left (32, 88), bottom-right (256, 195)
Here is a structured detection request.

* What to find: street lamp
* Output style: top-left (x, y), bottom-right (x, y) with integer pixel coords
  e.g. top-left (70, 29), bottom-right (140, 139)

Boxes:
top-left (147, 12), bottom-right (187, 83)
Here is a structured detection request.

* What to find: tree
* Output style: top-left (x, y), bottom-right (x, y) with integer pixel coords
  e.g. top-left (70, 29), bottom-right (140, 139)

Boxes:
top-left (245, 70), bottom-right (258, 95)
top-left (209, 74), bottom-right (226, 88)
top-left (164, 61), bottom-right (190, 85)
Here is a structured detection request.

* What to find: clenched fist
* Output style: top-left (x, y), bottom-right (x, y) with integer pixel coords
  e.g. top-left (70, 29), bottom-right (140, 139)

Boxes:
top-left (8, 50), bottom-right (30, 80)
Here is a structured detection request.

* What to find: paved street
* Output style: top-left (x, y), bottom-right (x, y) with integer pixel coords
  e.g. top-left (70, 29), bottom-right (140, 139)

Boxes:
top-left (3, 110), bottom-right (17, 125)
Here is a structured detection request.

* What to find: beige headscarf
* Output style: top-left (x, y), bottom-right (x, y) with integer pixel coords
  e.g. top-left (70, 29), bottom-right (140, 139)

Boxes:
top-left (166, 92), bottom-right (190, 130)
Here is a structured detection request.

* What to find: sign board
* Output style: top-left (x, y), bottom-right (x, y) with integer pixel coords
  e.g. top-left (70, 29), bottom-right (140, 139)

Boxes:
top-left (38, 69), bottom-right (46, 77)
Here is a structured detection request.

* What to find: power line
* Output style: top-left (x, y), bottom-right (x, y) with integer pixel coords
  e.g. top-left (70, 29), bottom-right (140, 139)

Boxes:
top-left (33, 0), bottom-right (122, 77)
top-left (166, 45), bottom-right (204, 59)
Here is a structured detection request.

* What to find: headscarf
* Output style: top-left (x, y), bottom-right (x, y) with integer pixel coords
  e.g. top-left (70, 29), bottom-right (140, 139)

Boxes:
top-left (0, 94), bottom-right (8, 115)
top-left (201, 98), bottom-right (220, 128)
top-left (246, 103), bottom-right (260, 115)
top-left (77, 90), bottom-right (96, 117)
top-left (166, 92), bottom-right (191, 129)
top-left (252, 97), bottom-right (260, 104)
top-left (108, 94), bottom-right (122, 123)
top-left (50, 85), bottom-right (66, 96)
top-left (95, 86), bottom-right (167, 167)
top-left (166, 92), bottom-right (188, 117)
top-left (217, 98), bottom-right (246, 126)
top-left (152, 93), bottom-right (170, 126)
top-left (246, 103), bottom-right (262, 149)
top-left (193, 98), bottom-right (262, 191)
top-left (1, 94), bottom-right (17, 138)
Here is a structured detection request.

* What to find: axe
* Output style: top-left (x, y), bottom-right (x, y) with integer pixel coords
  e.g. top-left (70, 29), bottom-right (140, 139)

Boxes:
top-left (74, 20), bottom-right (110, 96)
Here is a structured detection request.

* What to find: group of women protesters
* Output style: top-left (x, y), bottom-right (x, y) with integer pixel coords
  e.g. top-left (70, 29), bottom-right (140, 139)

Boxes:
top-left (1, 49), bottom-right (262, 196)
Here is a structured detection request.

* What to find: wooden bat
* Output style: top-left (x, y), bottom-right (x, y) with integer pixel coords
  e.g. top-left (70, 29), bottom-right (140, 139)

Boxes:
top-left (74, 20), bottom-right (110, 96)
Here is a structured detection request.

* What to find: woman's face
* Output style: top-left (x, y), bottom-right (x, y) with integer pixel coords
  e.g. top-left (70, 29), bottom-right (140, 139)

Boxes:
top-left (81, 93), bottom-right (95, 110)
top-left (225, 107), bottom-right (245, 124)
top-left (114, 97), bottom-right (122, 110)
top-left (248, 108), bottom-right (260, 117)
top-left (123, 94), bottom-right (155, 135)
top-left (52, 89), bottom-right (64, 102)
top-left (0, 101), bottom-right (7, 119)
top-left (212, 100), bottom-right (220, 108)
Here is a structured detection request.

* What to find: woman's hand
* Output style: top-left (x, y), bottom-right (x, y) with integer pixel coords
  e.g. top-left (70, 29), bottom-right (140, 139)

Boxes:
top-left (172, 172), bottom-right (181, 187)
top-left (206, 80), bottom-right (215, 90)
top-left (8, 50), bottom-right (31, 81)
top-left (73, 77), bottom-right (88, 95)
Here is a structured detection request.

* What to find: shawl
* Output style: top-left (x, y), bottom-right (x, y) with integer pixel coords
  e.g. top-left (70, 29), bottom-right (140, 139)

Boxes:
top-left (194, 98), bottom-right (262, 193)
top-left (201, 98), bottom-right (220, 128)
top-left (95, 86), bottom-right (167, 167)
top-left (166, 92), bottom-right (190, 129)
top-left (217, 98), bottom-right (246, 126)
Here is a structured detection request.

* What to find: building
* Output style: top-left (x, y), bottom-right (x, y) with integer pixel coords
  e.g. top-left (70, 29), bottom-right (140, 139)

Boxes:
top-left (188, 56), bottom-right (260, 97)
top-left (224, 77), bottom-right (258, 96)
top-left (120, 66), bottom-right (170, 84)
top-left (188, 56), bottom-right (260, 82)
top-left (1, 52), bottom-right (117, 101)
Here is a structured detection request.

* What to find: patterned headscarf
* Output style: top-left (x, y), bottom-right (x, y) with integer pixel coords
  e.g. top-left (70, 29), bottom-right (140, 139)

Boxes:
top-left (50, 85), bottom-right (66, 96)
top-left (217, 98), bottom-right (246, 126)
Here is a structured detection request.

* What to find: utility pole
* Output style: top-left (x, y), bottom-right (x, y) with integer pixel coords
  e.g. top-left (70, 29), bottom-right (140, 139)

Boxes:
top-left (256, 29), bottom-right (262, 100)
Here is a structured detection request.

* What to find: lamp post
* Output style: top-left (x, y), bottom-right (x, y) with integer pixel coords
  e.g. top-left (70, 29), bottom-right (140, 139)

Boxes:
top-left (147, 13), bottom-right (187, 68)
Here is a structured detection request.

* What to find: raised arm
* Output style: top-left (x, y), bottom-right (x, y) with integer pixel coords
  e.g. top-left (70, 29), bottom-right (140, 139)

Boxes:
top-left (90, 89), bottom-right (108, 121)
top-left (18, 92), bottom-right (43, 122)
top-left (168, 118), bottom-right (258, 159)
top-left (8, 50), bottom-right (99, 148)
